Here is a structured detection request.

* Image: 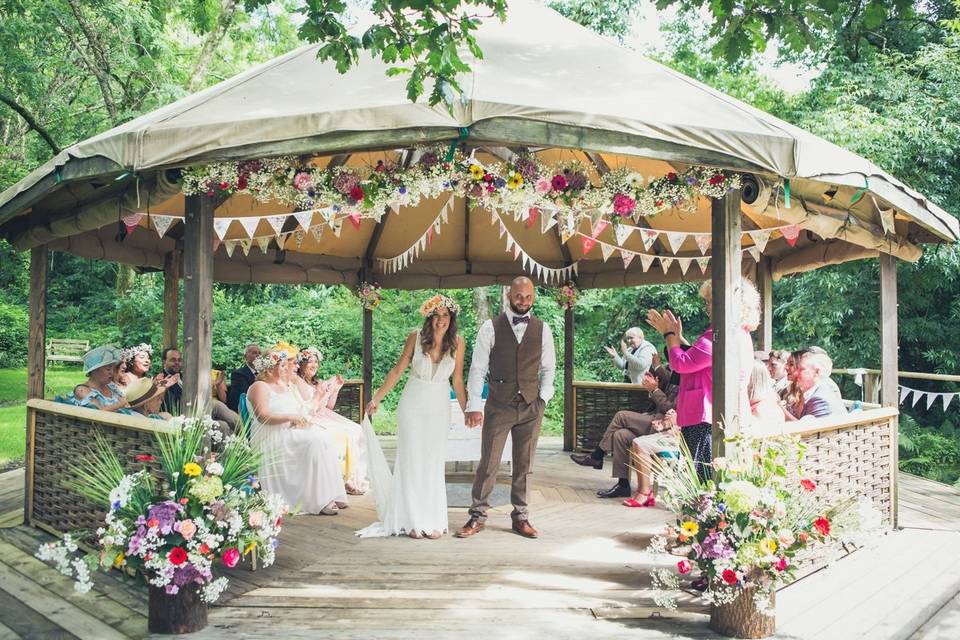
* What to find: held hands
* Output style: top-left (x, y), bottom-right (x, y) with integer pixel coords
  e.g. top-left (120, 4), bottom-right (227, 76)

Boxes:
top-left (464, 411), bottom-right (484, 428)
top-left (365, 399), bottom-right (379, 417)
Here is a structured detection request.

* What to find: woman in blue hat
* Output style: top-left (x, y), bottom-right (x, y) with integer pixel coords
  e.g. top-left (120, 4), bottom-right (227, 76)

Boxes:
top-left (78, 346), bottom-right (137, 415)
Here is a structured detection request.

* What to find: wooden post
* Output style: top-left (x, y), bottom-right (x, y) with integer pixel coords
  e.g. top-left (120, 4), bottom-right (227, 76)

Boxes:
top-left (362, 307), bottom-right (373, 418)
top-left (563, 306), bottom-right (575, 452)
top-left (879, 253), bottom-right (899, 527)
top-left (162, 250), bottom-right (180, 351)
top-left (711, 187), bottom-right (742, 455)
top-left (182, 195), bottom-right (214, 414)
top-left (25, 246), bottom-right (48, 524)
top-left (757, 256), bottom-right (773, 353)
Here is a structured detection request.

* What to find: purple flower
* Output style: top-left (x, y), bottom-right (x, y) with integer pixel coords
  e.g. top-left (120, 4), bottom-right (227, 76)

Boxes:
top-left (717, 503), bottom-right (727, 513)
top-left (494, 177), bottom-right (506, 189)
top-left (112, 500), bottom-right (122, 510)
top-left (567, 172), bottom-right (588, 191)
top-left (695, 532), bottom-right (735, 559)
top-left (419, 152), bottom-right (439, 168)
top-left (147, 501), bottom-right (182, 535)
top-left (165, 584), bottom-right (179, 595)
top-left (686, 176), bottom-right (698, 185)
top-left (332, 171), bottom-right (360, 195)
top-left (514, 157), bottom-right (539, 183)
top-left (398, 186), bottom-right (407, 194)
top-left (173, 563), bottom-right (204, 586)
top-left (272, 539), bottom-right (280, 549)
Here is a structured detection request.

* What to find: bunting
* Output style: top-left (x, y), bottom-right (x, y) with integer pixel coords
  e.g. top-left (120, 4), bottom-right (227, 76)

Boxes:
top-left (898, 384), bottom-right (957, 412)
top-left (152, 215), bottom-right (176, 238)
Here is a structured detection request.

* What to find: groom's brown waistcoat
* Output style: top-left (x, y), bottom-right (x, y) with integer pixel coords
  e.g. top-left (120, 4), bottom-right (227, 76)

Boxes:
top-left (488, 313), bottom-right (543, 405)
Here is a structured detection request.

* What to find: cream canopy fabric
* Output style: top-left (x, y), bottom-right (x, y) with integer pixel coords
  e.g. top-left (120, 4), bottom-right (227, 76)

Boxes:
top-left (0, 0), bottom-right (955, 288)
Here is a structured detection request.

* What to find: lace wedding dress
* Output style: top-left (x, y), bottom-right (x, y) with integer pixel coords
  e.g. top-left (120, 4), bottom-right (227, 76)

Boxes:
top-left (248, 385), bottom-right (347, 514)
top-left (356, 332), bottom-right (455, 537)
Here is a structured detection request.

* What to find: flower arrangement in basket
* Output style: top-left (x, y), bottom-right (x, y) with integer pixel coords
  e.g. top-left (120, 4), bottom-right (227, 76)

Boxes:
top-left (35, 412), bottom-right (287, 634)
top-left (357, 281), bottom-right (383, 311)
top-left (647, 432), bottom-right (880, 638)
top-left (556, 282), bottom-right (578, 310)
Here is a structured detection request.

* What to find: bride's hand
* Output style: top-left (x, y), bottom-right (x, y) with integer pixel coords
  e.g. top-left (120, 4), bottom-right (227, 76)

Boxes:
top-left (366, 399), bottom-right (379, 416)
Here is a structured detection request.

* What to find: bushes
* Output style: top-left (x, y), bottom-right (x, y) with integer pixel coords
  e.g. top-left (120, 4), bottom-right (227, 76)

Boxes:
top-left (899, 415), bottom-right (960, 486)
top-left (0, 302), bottom-right (28, 368)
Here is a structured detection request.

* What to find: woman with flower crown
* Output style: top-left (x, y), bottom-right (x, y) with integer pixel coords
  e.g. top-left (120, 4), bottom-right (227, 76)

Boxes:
top-left (246, 349), bottom-right (347, 516)
top-left (357, 293), bottom-right (466, 539)
top-left (292, 346), bottom-right (369, 495)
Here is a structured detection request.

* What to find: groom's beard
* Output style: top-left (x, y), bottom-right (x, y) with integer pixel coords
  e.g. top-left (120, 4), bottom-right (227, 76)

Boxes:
top-left (509, 301), bottom-right (531, 315)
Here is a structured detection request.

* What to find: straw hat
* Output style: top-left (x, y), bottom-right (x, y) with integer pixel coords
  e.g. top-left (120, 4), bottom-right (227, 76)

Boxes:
top-left (124, 377), bottom-right (160, 408)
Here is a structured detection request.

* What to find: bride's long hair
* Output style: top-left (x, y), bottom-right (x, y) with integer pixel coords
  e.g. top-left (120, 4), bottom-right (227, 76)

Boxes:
top-left (420, 310), bottom-right (459, 358)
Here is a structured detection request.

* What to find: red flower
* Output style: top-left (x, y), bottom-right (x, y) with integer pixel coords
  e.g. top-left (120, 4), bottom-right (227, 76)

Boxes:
top-left (708, 174), bottom-right (725, 186)
top-left (775, 557), bottom-right (789, 572)
top-left (218, 181), bottom-right (229, 190)
top-left (222, 547), bottom-right (240, 568)
top-left (666, 172), bottom-right (678, 183)
top-left (179, 498), bottom-right (189, 505)
top-left (237, 175), bottom-right (248, 190)
top-left (677, 559), bottom-right (692, 574)
top-left (800, 478), bottom-right (816, 492)
top-left (168, 547), bottom-right (187, 566)
top-left (349, 186), bottom-right (365, 201)
top-left (654, 199), bottom-right (663, 207)
top-left (134, 454), bottom-right (155, 462)
top-left (198, 543), bottom-right (210, 555)
top-left (721, 569), bottom-right (738, 585)
top-left (813, 517), bottom-right (831, 537)
top-left (483, 173), bottom-right (493, 183)
top-left (375, 160), bottom-right (385, 172)
top-left (275, 517), bottom-right (283, 527)
top-left (718, 520), bottom-right (728, 530)
top-left (551, 174), bottom-right (568, 191)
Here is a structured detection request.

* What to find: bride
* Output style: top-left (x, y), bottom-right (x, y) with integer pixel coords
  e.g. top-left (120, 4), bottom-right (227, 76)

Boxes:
top-left (357, 294), bottom-right (466, 539)
top-left (247, 349), bottom-right (347, 516)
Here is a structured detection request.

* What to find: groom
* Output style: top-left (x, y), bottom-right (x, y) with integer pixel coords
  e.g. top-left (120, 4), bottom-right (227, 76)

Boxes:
top-left (457, 276), bottom-right (556, 539)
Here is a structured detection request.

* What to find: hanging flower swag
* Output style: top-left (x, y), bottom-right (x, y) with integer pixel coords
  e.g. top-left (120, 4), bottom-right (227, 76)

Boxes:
top-left (556, 282), bottom-right (578, 310)
top-left (357, 281), bottom-right (383, 311)
top-left (180, 146), bottom-right (741, 229)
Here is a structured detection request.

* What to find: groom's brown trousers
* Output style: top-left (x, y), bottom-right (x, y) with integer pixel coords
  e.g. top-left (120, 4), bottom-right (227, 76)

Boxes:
top-left (469, 395), bottom-right (544, 523)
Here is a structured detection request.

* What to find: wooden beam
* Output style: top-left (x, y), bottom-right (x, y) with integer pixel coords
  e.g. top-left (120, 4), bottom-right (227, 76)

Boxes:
top-left (25, 246), bottom-right (47, 525)
top-left (563, 306), bottom-right (575, 452)
top-left (162, 250), bottom-right (180, 351)
top-left (879, 253), bottom-right (899, 527)
top-left (182, 195), bottom-right (214, 414)
top-left (711, 187), bottom-right (743, 454)
top-left (757, 256), bottom-right (773, 352)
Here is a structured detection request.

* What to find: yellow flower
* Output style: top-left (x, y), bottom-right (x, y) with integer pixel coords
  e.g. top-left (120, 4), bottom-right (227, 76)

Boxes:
top-left (469, 164), bottom-right (485, 180)
top-left (183, 462), bottom-right (202, 477)
top-left (243, 542), bottom-right (257, 556)
top-left (112, 552), bottom-right (125, 569)
top-left (507, 173), bottom-right (524, 190)
top-left (680, 521), bottom-right (699, 536)
top-left (759, 538), bottom-right (778, 555)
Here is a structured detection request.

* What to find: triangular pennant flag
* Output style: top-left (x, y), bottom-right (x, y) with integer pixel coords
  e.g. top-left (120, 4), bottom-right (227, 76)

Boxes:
top-left (426, 226), bottom-right (434, 245)
top-left (782, 224), bottom-right (801, 247)
top-left (697, 257), bottom-right (710, 274)
top-left (541, 210), bottom-right (558, 234)
top-left (294, 211), bottom-right (313, 230)
top-left (879, 207), bottom-right (896, 235)
top-left (621, 251), bottom-right (635, 269)
top-left (433, 217), bottom-right (442, 235)
top-left (526, 207), bottom-right (539, 230)
top-left (666, 231), bottom-right (687, 254)
top-left (659, 257), bottom-right (674, 274)
top-left (899, 386), bottom-right (910, 405)
top-left (212, 236), bottom-right (221, 253)
top-left (591, 219), bottom-right (609, 239)
top-left (238, 217), bottom-right (260, 238)
top-left (276, 233), bottom-right (287, 250)
top-left (747, 245), bottom-right (762, 262)
top-left (912, 389), bottom-right (925, 407)
top-left (695, 234), bottom-right (711, 255)
top-left (294, 230), bottom-right (305, 248)
top-left (240, 239), bottom-right (252, 256)
top-left (266, 215), bottom-right (287, 236)
top-left (310, 225), bottom-right (324, 242)
top-left (224, 240), bottom-right (237, 258)
top-left (513, 244), bottom-right (521, 260)
top-left (522, 253), bottom-right (530, 270)
top-left (639, 253), bottom-right (655, 272)
top-left (600, 242), bottom-right (615, 262)
top-left (499, 222), bottom-right (508, 239)
top-left (678, 257), bottom-right (692, 275)
top-left (213, 218), bottom-right (232, 241)
top-left (332, 219), bottom-right (343, 238)
top-left (256, 237), bottom-right (270, 254)
top-left (926, 392), bottom-right (939, 410)
top-left (641, 228), bottom-right (659, 250)
top-left (943, 393), bottom-right (955, 411)
top-left (614, 223), bottom-right (634, 247)
top-left (122, 212), bottom-right (144, 235)
top-left (750, 229), bottom-right (772, 253)
top-left (152, 215), bottom-right (175, 238)
top-left (348, 213), bottom-right (362, 231)
top-left (581, 235), bottom-right (597, 255)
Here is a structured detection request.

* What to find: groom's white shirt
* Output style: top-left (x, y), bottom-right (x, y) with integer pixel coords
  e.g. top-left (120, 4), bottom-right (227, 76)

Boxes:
top-left (466, 308), bottom-right (556, 413)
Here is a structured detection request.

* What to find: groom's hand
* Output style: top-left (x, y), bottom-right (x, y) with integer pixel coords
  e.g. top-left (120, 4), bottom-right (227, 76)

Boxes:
top-left (464, 411), bottom-right (483, 428)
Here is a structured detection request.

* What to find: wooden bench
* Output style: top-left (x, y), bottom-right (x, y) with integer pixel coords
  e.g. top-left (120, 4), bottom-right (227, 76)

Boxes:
top-left (45, 339), bottom-right (90, 365)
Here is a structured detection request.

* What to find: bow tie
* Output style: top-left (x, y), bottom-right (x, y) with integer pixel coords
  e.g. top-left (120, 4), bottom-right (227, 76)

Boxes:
top-left (512, 315), bottom-right (530, 325)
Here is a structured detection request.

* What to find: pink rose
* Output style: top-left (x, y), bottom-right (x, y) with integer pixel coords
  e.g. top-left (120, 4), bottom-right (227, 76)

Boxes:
top-left (293, 172), bottom-right (312, 191)
top-left (248, 511), bottom-right (265, 528)
top-left (612, 193), bottom-right (636, 216)
top-left (677, 559), bottom-right (692, 574)
top-left (534, 178), bottom-right (551, 194)
top-left (177, 519), bottom-right (197, 541)
top-left (222, 547), bottom-right (240, 568)
top-left (778, 530), bottom-right (795, 547)
top-left (775, 556), bottom-right (789, 572)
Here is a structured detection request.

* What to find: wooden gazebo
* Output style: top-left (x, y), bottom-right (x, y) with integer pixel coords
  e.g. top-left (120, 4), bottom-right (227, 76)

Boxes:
top-left (1, 1), bottom-right (956, 534)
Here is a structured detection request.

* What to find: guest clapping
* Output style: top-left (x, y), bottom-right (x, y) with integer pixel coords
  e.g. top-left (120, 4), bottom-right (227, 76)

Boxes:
top-left (604, 327), bottom-right (656, 384)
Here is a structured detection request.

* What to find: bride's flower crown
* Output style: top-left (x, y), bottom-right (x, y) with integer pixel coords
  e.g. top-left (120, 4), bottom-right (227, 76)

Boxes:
top-left (296, 347), bottom-right (323, 364)
top-left (252, 351), bottom-right (287, 374)
top-left (419, 294), bottom-right (460, 318)
top-left (121, 343), bottom-right (153, 362)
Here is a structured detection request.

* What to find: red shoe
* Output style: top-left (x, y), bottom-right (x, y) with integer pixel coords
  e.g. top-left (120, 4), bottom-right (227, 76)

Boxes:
top-left (623, 492), bottom-right (655, 508)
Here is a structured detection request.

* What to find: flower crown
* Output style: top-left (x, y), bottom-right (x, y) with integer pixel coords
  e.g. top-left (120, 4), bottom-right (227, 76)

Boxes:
top-left (252, 351), bottom-right (287, 374)
top-left (419, 294), bottom-right (460, 318)
top-left (272, 341), bottom-right (298, 359)
top-left (296, 347), bottom-right (323, 364)
top-left (121, 343), bottom-right (153, 362)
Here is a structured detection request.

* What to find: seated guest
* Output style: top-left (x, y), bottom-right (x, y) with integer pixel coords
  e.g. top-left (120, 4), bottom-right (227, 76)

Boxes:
top-left (79, 346), bottom-right (136, 415)
top-left (626, 409), bottom-right (680, 508)
top-left (125, 377), bottom-right (172, 421)
top-left (210, 369), bottom-right (240, 432)
top-left (604, 327), bottom-right (657, 383)
top-left (570, 363), bottom-right (677, 498)
top-left (159, 348), bottom-right (183, 415)
top-left (746, 360), bottom-right (786, 433)
top-left (227, 343), bottom-right (261, 412)
top-left (117, 343), bottom-right (154, 392)
top-left (792, 351), bottom-right (847, 419)
top-left (766, 350), bottom-right (791, 394)
top-left (247, 349), bottom-right (347, 515)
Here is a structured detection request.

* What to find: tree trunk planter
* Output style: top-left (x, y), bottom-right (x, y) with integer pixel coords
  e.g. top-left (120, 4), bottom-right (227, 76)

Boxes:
top-left (148, 584), bottom-right (208, 634)
top-left (710, 587), bottom-right (775, 639)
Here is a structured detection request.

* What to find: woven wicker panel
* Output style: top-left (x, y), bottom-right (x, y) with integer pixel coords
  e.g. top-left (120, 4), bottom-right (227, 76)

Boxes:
top-left (574, 386), bottom-right (652, 452)
top-left (798, 417), bottom-right (894, 526)
top-left (32, 409), bottom-right (164, 536)
top-left (335, 382), bottom-right (363, 423)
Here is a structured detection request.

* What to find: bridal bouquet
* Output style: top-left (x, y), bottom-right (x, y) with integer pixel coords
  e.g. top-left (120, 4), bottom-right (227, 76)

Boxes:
top-left (36, 414), bottom-right (287, 603)
top-left (648, 433), bottom-right (881, 618)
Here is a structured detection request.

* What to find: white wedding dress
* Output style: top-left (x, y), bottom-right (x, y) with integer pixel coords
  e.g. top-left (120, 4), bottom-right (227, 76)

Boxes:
top-left (248, 385), bottom-right (347, 514)
top-left (357, 332), bottom-right (454, 537)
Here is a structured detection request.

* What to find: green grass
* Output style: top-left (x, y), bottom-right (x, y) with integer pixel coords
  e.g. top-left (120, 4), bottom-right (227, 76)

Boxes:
top-left (0, 367), bottom-right (85, 466)
top-left (0, 404), bottom-right (26, 466)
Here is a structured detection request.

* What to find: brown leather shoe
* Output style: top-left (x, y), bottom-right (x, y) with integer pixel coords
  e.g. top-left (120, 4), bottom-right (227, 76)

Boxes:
top-left (512, 520), bottom-right (539, 539)
top-left (454, 517), bottom-right (485, 538)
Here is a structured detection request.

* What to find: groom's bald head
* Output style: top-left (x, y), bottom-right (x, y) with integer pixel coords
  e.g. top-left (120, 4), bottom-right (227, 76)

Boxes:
top-left (508, 276), bottom-right (535, 315)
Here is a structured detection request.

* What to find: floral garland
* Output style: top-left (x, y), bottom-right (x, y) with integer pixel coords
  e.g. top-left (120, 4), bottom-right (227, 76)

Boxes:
top-left (419, 293), bottom-right (460, 317)
top-left (252, 351), bottom-right (286, 374)
top-left (556, 282), bottom-right (578, 310)
top-left (180, 146), bottom-right (741, 230)
top-left (357, 281), bottom-right (382, 311)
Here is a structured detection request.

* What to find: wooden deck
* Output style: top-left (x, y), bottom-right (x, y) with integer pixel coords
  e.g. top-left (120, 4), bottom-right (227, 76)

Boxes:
top-left (0, 440), bottom-right (959, 639)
